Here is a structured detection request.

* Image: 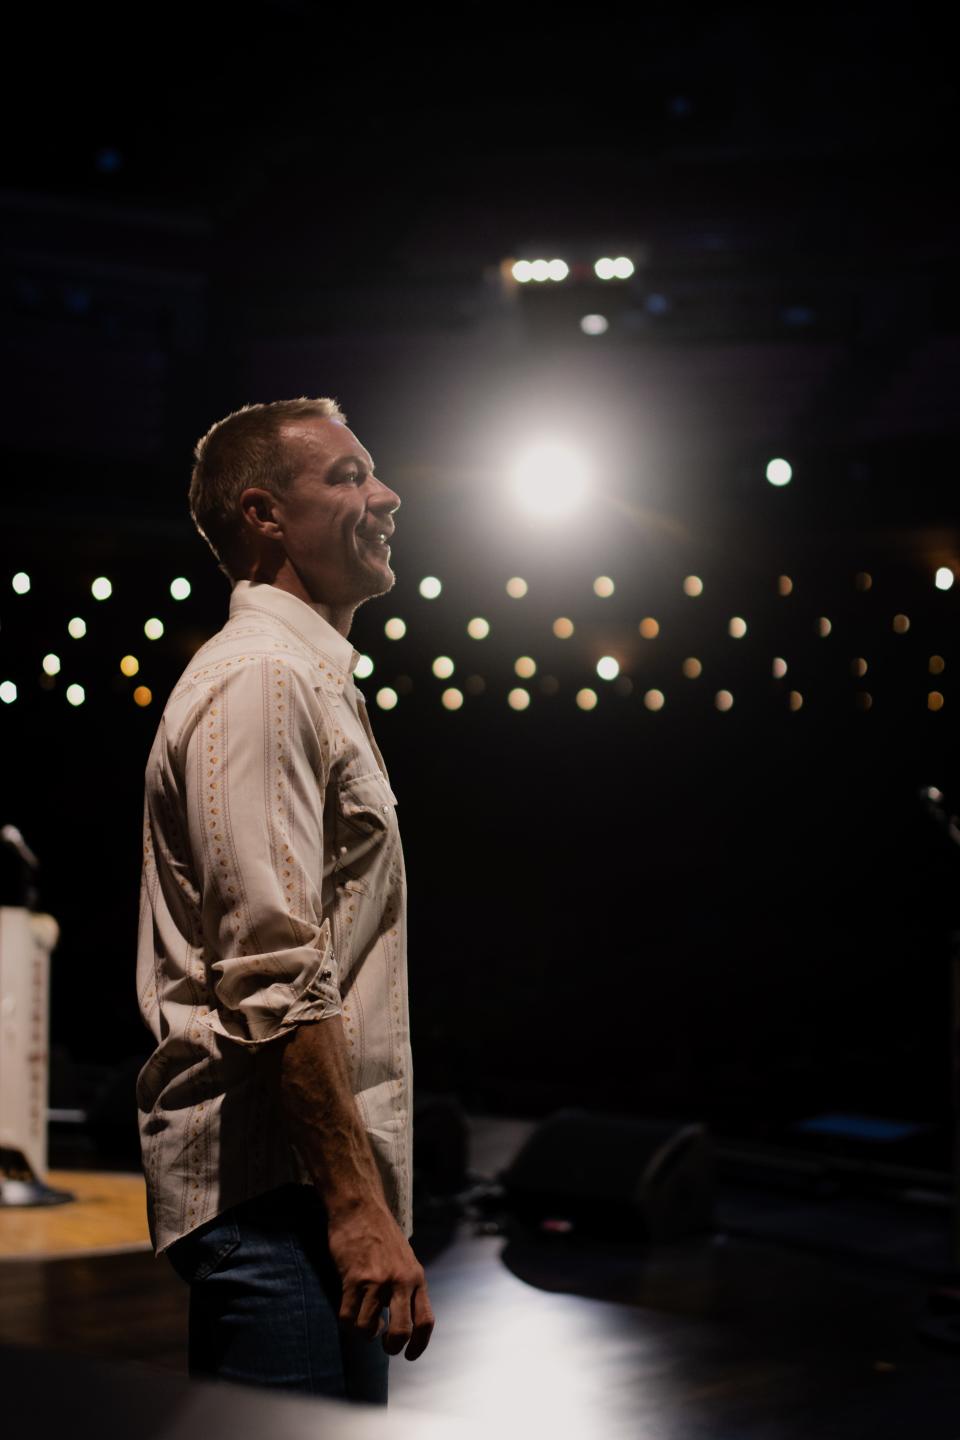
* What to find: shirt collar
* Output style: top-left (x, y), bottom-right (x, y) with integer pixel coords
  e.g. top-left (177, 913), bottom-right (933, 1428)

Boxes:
top-left (229, 580), bottom-right (361, 677)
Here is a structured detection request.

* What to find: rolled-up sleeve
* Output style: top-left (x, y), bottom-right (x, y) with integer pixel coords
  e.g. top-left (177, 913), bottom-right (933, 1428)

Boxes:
top-left (181, 654), bottom-right (341, 1046)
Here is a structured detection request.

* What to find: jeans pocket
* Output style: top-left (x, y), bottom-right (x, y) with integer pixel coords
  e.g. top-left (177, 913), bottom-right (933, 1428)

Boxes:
top-left (166, 1215), bottom-right (241, 1284)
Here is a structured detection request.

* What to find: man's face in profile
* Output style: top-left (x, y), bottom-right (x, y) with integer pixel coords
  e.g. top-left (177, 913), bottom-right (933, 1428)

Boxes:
top-left (274, 418), bottom-right (401, 608)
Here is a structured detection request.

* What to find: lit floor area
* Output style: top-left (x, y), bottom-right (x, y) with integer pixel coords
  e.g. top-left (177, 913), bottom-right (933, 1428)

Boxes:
top-left (2, 1115), bottom-right (960, 1438)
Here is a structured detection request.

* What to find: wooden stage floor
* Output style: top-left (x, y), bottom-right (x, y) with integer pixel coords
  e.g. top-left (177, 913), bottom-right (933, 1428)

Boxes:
top-left (2, 1118), bottom-right (960, 1437)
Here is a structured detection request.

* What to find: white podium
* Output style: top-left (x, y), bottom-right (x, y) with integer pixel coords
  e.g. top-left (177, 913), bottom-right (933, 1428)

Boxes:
top-left (0, 906), bottom-right (72, 1205)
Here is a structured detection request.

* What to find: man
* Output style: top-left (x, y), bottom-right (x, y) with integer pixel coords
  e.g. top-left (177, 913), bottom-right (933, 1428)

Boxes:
top-left (136, 397), bottom-right (433, 1404)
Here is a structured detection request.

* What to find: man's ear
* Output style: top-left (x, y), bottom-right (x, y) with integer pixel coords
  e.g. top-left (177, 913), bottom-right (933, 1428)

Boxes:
top-left (239, 487), bottom-right (284, 542)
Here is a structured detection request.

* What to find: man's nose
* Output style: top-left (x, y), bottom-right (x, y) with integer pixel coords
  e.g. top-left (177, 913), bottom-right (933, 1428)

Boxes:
top-left (371, 477), bottom-right (401, 513)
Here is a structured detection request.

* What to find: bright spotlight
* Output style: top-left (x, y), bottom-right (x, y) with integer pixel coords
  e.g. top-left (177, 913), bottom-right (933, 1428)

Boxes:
top-left (170, 577), bottom-right (191, 601)
top-left (505, 577), bottom-right (528, 598)
top-left (467, 617), bottom-right (490, 639)
top-left (66, 683), bottom-right (86, 707)
top-left (120, 655), bottom-right (140, 676)
top-left (441, 688), bottom-right (464, 711)
top-left (514, 657), bottom-right (537, 679)
top-left (0, 681), bottom-right (17, 704)
top-left (12, 572), bottom-right (30, 595)
top-left (612, 256), bottom-right (634, 279)
top-left (67, 617), bottom-right (87, 639)
top-left (508, 688), bottom-right (531, 711)
top-left (547, 259), bottom-right (569, 281)
top-left (594, 258), bottom-right (616, 280)
top-left (419, 577), bottom-right (442, 599)
top-left (935, 566), bottom-right (955, 591)
top-left (91, 577), bottom-right (112, 601)
top-left (432, 656), bottom-right (454, 679)
top-left (580, 314), bottom-right (608, 336)
top-left (593, 576), bottom-right (614, 597)
top-left (42, 654), bottom-right (61, 676)
top-left (144, 618), bottom-right (164, 640)
top-left (596, 656), bottom-right (620, 681)
top-left (766, 458), bottom-right (792, 487)
top-left (510, 441), bottom-right (591, 520)
top-left (354, 655), bottom-right (374, 679)
top-left (512, 260), bottom-right (533, 283)
top-left (576, 688), bottom-right (598, 711)
top-left (133, 686), bottom-right (153, 707)
top-left (530, 259), bottom-right (550, 282)
top-left (385, 617), bottom-right (407, 639)
top-left (376, 687), bottom-right (398, 710)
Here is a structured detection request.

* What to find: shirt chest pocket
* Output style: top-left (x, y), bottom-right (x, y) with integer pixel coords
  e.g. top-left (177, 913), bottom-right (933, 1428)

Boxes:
top-left (334, 771), bottom-right (398, 892)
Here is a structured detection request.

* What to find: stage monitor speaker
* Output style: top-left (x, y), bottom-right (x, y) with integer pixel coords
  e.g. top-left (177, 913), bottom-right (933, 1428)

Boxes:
top-left (501, 1108), bottom-right (715, 1241)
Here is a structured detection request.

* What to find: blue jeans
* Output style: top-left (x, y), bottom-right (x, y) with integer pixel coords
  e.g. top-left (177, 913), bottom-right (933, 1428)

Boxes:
top-left (165, 1182), bottom-right (389, 1404)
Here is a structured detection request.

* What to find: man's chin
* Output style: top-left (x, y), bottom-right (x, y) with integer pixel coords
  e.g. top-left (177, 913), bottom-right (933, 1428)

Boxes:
top-left (353, 558), bottom-right (395, 600)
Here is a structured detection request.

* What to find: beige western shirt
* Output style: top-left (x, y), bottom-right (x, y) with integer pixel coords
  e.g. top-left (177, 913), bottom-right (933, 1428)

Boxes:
top-left (136, 579), bottom-right (412, 1255)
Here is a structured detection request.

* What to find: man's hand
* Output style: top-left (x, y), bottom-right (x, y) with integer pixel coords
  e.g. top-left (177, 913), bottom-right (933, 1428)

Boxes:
top-left (327, 1200), bottom-right (435, 1360)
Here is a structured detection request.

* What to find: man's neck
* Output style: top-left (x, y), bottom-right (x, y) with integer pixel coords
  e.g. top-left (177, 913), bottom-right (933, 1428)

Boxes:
top-left (248, 562), bottom-right (356, 639)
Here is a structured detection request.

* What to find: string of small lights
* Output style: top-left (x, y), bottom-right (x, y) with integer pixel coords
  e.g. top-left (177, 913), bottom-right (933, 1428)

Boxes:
top-left (1, 565), bottom-right (954, 716)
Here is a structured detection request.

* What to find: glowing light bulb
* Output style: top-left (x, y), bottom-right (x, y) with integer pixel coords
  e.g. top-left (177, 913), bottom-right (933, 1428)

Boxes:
top-left (510, 442), bottom-right (591, 521)
top-left (766, 458), bottom-right (792, 487)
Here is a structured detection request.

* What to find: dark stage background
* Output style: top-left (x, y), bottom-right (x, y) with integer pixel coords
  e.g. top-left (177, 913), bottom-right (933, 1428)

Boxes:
top-left (1, 6), bottom-right (957, 1168)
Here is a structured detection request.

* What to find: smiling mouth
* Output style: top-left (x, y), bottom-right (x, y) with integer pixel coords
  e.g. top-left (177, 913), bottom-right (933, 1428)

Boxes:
top-left (357, 530), bottom-right (392, 550)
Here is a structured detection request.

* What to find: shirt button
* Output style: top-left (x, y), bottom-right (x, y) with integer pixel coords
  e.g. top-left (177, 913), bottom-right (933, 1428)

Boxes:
top-left (340, 845), bottom-right (348, 855)
top-left (381, 805), bottom-right (388, 813)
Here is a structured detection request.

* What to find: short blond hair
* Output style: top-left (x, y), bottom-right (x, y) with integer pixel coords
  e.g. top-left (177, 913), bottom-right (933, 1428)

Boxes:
top-left (188, 396), bottom-right (347, 580)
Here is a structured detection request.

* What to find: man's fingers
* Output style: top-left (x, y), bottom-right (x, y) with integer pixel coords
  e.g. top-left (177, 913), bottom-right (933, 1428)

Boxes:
top-left (355, 1283), bottom-right (386, 1339)
top-left (404, 1284), bottom-right (435, 1361)
top-left (381, 1285), bottom-right (413, 1356)
top-left (339, 1281), bottom-right (362, 1330)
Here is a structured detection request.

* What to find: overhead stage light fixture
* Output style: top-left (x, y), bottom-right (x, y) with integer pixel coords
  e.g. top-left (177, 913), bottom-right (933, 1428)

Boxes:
top-left (509, 441), bottom-right (591, 520)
